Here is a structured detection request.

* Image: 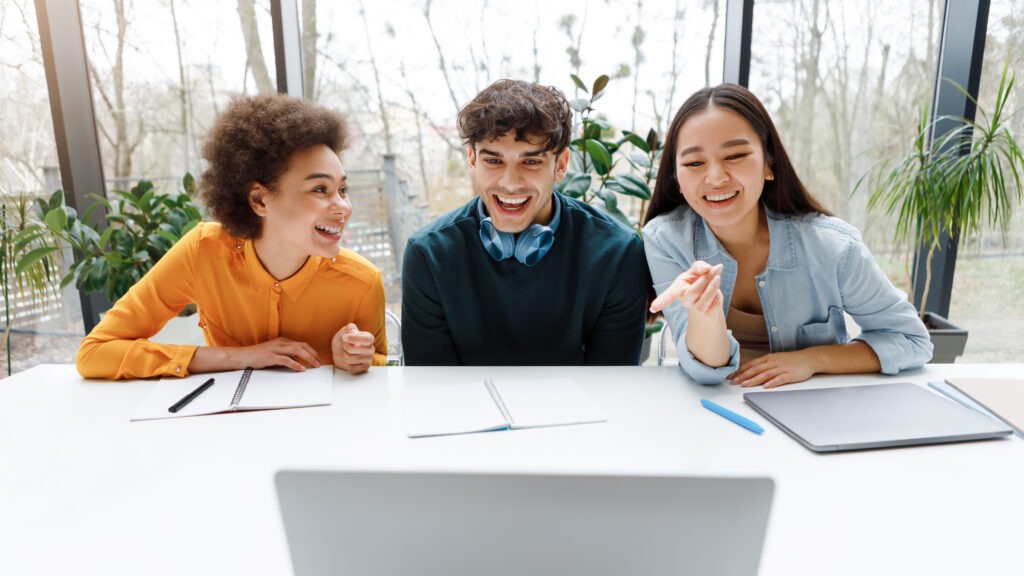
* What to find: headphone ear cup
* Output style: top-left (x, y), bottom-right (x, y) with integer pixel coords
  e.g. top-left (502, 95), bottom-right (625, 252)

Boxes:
top-left (514, 224), bottom-right (555, 266)
top-left (479, 217), bottom-right (516, 260)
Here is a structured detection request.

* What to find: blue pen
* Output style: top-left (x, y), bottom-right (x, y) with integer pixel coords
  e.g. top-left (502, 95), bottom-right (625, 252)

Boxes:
top-left (700, 399), bottom-right (764, 435)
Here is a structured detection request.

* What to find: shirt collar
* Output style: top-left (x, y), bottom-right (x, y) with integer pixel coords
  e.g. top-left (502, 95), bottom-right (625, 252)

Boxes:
top-left (692, 203), bottom-right (798, 271)
top-left (243, 240), bottom-right (322, 300)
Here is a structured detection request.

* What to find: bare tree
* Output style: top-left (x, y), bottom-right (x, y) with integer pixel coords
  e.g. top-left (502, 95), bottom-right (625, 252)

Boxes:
top-left (424, 0), bottom-right (463, 117)
top-left (302, 0), bottom-right (318, 99)
top-left (87, 0), bottom-right (144, 180)
top-left (399, 61), bottom-right (431, 203)
top-left (359, 0), bottom-right (393, 154)
top-left (167, 0), bottom-right (195, 174)
top-left (531, 12), bottom-right (541, 83)
top-left (559, 5), bottom-right (588, 78)
top-left (704, 0), bottom-right (720, 87)
top-left (237, 0), bottom-right (274, 93)
top-left (648, 1), bottom-right (685, 136)
top-left (630, 0), bottom-right (645, 132)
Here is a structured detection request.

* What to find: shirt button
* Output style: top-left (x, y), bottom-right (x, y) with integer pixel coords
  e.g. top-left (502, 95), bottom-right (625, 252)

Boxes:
top-left (331, 257), bottom-right (336, 263)
top-left (758, 280), bottom-right (766, 287)
top-left (175, 367), bottom-right (181, 373)
top-left (236, 243), bottom-right (243, 250)
top-left (771, 326), bottom-right (778, 333)
top-left (274, 282), bottom-right (280, 287)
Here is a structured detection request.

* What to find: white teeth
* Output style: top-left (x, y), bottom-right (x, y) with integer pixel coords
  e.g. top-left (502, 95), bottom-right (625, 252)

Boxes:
top-left (316, 224), bottom-right (341, 234)
top-left (497, 195), bottom-right (528, 205)
top-left (706, 191), bottom-right (739, 202)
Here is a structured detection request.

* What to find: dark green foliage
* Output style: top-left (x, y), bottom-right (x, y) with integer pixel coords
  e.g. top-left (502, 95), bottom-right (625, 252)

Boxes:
top-left (38, 174), bottom-right (203, 303)
top-left (556, 74), bottom-right (662, 233)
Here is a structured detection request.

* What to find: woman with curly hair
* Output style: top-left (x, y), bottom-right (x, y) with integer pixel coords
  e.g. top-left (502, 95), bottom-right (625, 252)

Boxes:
top-left (76, 94), bottom-right (387, 379)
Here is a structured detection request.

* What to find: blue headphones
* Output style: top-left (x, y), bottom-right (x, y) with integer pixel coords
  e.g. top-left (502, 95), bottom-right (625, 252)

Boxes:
top-left (477, 194), bottom-right (562, 267)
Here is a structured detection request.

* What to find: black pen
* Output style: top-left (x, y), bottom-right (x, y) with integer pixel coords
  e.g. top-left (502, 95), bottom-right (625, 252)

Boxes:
top-left (168, 377), bottom-right (216, 413)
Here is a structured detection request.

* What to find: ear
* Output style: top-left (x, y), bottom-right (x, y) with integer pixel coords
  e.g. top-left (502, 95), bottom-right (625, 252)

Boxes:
top-left (553, 148), bottom-right (570, 183)
top-left (248, 183), bottom-right (270, 217)
top-left (765, 167), bottom-right (775, 181)
top-left (467, 146), bottom-right (478, 171)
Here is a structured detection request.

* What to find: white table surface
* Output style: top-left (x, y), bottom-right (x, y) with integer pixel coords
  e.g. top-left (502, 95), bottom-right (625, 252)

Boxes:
top-left (2, 363), bottom-right (1022, 575)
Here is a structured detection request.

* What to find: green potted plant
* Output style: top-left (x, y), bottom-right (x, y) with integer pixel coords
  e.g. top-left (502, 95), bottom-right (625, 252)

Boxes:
top-left (555, 74), bottom-right (665, 361)
top-left (2, 183), bottom-right (64, 375)
top-left (38, 175), bottom-right (203, 304)
top-left (865, 58), bottom-right (1024, 363)
top-left (556, 74), bottom-right (662, 233)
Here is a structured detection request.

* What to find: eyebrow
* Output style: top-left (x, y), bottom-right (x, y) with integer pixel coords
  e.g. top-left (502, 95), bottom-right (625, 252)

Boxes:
top-left (477, 148), bottom-right (548, 158)
top-left (679, 138), bottom-right (753, 157)
top-left (304, 172), bottom-right (347, 182)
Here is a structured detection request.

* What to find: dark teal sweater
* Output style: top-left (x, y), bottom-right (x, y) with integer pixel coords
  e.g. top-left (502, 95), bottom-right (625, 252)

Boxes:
top-left (401, 194), bottom-right (647, 365)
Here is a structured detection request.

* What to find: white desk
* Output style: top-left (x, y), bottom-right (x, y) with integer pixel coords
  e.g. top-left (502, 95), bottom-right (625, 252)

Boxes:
top-left (2, 364), bottom-right (1022, 575)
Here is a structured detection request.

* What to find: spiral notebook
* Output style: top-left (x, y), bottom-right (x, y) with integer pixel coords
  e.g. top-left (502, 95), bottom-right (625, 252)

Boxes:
top-left (130, 366), bottom-right (333, 421)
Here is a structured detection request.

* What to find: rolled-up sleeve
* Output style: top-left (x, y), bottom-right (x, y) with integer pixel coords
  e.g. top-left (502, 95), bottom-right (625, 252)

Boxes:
top-left (644, 223), bottom-right (738, 385)
top-left (838, 239), bottom-right (933, 373)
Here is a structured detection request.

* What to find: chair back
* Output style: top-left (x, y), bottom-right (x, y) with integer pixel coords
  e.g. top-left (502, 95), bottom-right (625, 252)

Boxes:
top-left (384, 309), bottom-right (403, 366)
top-left (657, 323), bottom-right (677, 367)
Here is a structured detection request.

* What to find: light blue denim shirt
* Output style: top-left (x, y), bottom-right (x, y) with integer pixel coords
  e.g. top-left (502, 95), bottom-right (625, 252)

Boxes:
top-left (643, 204), bottom-right (933, 384)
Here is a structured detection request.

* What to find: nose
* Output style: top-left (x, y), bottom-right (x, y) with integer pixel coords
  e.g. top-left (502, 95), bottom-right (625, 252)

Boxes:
top-left (497, 165), bottom-right (525, 190)
top-left (705, 161), bottom-right (729, 187)
top-left (332, 191), bottom-right (352, 217)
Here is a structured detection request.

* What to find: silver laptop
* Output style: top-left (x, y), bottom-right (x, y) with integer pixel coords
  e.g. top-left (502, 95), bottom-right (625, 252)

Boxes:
top-left (275, 470), bottom-right (774, 576)
top-left (744, 382), bottom-right (1013, 452)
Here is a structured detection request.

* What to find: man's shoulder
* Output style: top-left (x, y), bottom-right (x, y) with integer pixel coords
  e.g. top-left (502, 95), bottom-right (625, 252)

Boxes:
top-left (408, 200), bottom-right (477, 247)
top-left (561, 195), bottom-right (640, 246)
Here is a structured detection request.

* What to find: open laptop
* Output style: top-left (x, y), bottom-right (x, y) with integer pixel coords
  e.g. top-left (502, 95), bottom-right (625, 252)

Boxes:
top-left (275, 470), bottom-right (775, 576)
top-left (744, 382), bottom-right (1013, 452)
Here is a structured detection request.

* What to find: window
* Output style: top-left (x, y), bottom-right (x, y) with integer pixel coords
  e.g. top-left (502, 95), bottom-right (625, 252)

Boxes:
top-left (302, 0), bottom-right (727, 322)
top-left (0, 0), bottom-right (81, 375)
top-left (948, 0), bottom-right (1024, 361)
top-left (78, 0), bottom-right (277, 190)
top-left (749, 0), bottom-right (944, 281)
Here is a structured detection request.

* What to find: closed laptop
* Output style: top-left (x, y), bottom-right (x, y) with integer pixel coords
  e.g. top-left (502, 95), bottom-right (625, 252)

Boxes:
top-left (744, 382), bottom-right (1012, 452)
top-left (276, 470), bottom-right (775, 576)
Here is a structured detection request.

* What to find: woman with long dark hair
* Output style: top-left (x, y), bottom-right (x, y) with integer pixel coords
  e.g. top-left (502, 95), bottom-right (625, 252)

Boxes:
top-left (644, 83), bottom-right (931, 387)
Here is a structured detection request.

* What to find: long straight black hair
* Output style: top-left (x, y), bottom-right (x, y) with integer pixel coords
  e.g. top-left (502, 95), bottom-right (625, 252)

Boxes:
top-left (643, 83), bottom-right (830, 226)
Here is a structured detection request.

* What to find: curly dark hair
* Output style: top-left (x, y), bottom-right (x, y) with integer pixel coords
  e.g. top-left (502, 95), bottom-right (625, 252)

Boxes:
top-left (200, 94), bottom-right (349, 239)
top-left (456, 79), bottom-right (572, 154)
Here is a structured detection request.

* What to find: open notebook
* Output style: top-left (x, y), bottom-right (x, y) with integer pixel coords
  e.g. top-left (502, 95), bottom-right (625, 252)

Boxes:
top-left (130, 366), bottom-right (333, 421)
top-left (944, 378), bottom-right (1024, 436)
top-left (403, 377), bottom-right (605, 437)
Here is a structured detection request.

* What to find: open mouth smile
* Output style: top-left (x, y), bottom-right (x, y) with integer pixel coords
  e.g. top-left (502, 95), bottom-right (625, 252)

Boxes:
top-left (315, 221), bottom-right (344, 238)
top-left (705, 190), bottom-right (739, 203)
top-left (495, 195), bottom-right (530, 212)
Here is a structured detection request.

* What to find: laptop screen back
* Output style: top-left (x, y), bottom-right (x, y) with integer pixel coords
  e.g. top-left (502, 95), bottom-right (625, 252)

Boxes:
top-left (275, 470), bottom-right (774, 576)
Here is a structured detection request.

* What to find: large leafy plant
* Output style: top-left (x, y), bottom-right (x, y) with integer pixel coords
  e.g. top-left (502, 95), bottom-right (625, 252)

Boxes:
top-left (38, 175), bottom-right (203, 303)
top-left (556, 74), bottom-right (663, 234)
top-left (866, 58), bottom-right (1023, 316)
top-left (2, 184), bottom-right (64, 375)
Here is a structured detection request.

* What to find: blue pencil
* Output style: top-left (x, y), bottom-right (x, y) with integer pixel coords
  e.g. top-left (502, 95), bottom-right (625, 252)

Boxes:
top-left (701, 399), bottom-right (765, 435)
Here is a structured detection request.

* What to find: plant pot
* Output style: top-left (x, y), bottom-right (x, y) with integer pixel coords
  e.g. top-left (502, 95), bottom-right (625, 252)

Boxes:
top-left (923, 312), bottom-right (968, 364)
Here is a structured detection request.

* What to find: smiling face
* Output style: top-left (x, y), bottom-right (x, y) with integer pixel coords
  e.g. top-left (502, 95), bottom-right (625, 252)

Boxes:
top-left (674, 106), bottom-right (774, 239)
top-left (468, 131), bottom-right (569, 234)
top-left (249, 144), bottom-right (351, 278)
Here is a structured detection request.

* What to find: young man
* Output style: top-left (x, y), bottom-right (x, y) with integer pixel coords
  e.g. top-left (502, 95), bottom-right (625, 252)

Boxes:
top-left (401, 79), bottom-right (648, 365)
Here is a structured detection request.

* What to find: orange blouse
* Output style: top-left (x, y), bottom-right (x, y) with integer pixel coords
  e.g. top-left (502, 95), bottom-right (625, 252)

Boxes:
top-left (76, 222), bottom-right (387, 379)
